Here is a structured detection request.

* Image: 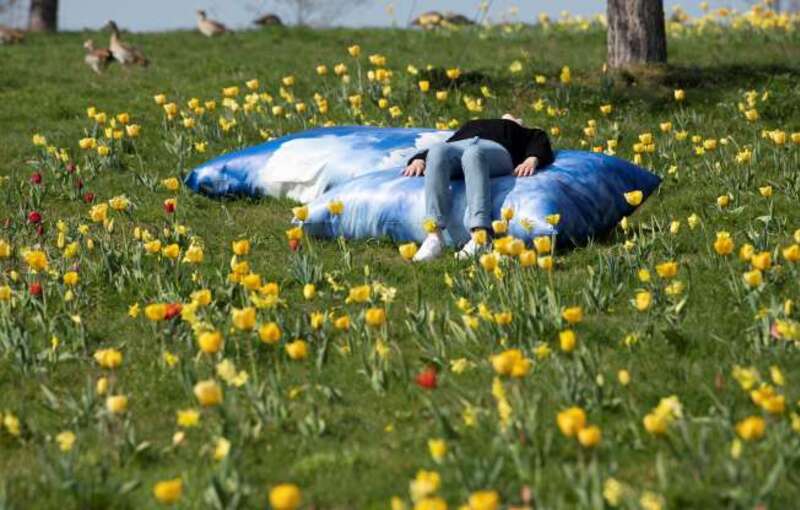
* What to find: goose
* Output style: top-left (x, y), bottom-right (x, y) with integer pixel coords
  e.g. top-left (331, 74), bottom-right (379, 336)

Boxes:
top-left (411, 11), bottom-right (443, 29)
top-left (0, 25), bottom-right (24, 44)
top-left (106, 20), bottom-right (149, 67)
top-left (197, 10), bottom-right (227, 37)
top-left (83, 39), bottom-right (113, 74)
top-left (443, 13), bottom-right (474, 26)
top-left (254, 13), bottom-right (283, 27)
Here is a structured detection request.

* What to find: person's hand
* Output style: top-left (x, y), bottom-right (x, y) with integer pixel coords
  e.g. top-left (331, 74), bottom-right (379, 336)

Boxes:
top-left (403, 159), bottom-right (426, 177)
top-left (513, 156), bottom-right (538, 177)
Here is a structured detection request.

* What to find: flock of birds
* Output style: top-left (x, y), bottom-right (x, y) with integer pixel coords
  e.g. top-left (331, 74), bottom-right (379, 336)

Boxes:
top-left (81, 11), bottom-right (284, 74)
top-left (1, 9), bottom-right (475, 75)
top-left (0, 9), bottom-right (283, 74)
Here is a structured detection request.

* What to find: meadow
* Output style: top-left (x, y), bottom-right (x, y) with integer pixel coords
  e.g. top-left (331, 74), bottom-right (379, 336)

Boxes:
top-left (1, 5), bottom-right (800, 509)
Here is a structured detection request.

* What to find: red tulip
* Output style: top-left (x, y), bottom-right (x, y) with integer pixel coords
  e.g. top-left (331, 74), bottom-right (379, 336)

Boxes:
top-left (66, 162), bottom-right (77, 173)
top-left (83, 192), bottom-right (95, 203)
top-left (29, 281), bottom-right (42, 297)
top-left (164, 303), bottom-right (183, 320)
top-left (31, 172), bottom-right (43, 185)
top-left (288, 239), bottom-right (300, 252)
top-left (163, 201), bottom-right (176, 214)
top-left (415, 367), bottom-right (438, 389)
top-left (27, 211), bottom-right (42, 224)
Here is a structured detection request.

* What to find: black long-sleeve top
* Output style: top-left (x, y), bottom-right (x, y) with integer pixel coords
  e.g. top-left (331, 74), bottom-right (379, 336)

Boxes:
top-left (408, 118), bottom-right (555, 167)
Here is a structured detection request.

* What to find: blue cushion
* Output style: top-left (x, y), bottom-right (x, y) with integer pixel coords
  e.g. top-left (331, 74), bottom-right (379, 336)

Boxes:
top-left (185, 126), bottom-right (448, 203)
top-left (185, 126), bottom-right (661, 247)
top-left (303, 149), bottom-right (661, 246)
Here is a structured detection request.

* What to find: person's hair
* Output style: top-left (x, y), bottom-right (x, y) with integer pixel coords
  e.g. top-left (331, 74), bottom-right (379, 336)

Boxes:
top-left (502, 113), bottom-right (523, 126)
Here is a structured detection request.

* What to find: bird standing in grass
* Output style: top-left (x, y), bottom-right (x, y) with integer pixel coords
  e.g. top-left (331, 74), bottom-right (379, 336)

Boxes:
top-left (0, 26), bottom-right (25, 44)
top-left (253, 13), bottom-right (283, 27)
top-left (83, 39), bottom-right (113, 74)
top-left (197, 10), bottom-right (227, 37)
top-left (106, 20), bottom-right (149, 67)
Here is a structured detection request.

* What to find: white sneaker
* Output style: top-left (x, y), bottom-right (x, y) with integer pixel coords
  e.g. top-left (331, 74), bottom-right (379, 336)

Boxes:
top-left (456, 238), bottom-right (487, 260)
top-left (413, 232), bottom-right (444, 262)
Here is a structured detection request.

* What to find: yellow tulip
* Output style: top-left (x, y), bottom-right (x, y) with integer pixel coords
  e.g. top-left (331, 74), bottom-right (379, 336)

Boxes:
top-left (302, 283), bottom-right (316, 300)
top-left (365, 308), bottom-right (386, 327)
top-left (106, 395), bottom-right (128, 414)
top-left (153, 478), bottom-right (183, 505)
top-left (655, 261), bottom-right (678, 279)
top-left (559, 329), bottom-right (577, 352)
top-left (162, 244), bottom-right (180, 259)
top-left (327, 200), bottom-right (344, 215)
top-left (94, 348), bottom-right (123, 369)
top-left (145, 303), bottom-right (167, 321)
top-left (427, 438), bottom-right (447, 462)
top-left (479, 253), bottom-right (498, 272)
top-left (783, 244), bottom-right (800, 262)
top-left (468, 490), bottom-right (500, 510)
top-left (519, 250), bottom-right (537, 267)
top-left (62, 271), bottom-right (79, 286)
top-left (491, 220), bottom-right (508, 235)
top-left (736, 416), bottom-right (765, 441)
top-left (557, 406), bottom-right (586, 437)
top-left (193, 379), bottom-right (223, 407)
top-left (533, 236), bottom-right (551, 254)
top-left (56, 430), bottom-right (76, 452)
top-left (713, 232), bottom-right (734, 256)
top-left (292, 206), bottom-right (309, 222)
top-left (561, 306), bottom-right (583, 324)
top-left (743, 269), bottom-right (763, 287)
top-left (346, 285), bottom-right (370, 303)
top-left (750, 252), bottom-right (771, 270)
top-left (176, 409), bottom-right (200, 428)
top-left (634, 291), bottom-right (652, 311)
top-left (285, 340), bottom-right (308, 360)
top-left (198, 331), bottom-right (223, 354)
top-left (624, 190), bottom-right (643, 206)
top-left (269, 484), bottom-right (302, 510)
top-left (577, 425), bottom-right (602, 448)
top-left (472, 229), bottom-right (488, 246)
top-left (232, 307), bottom-right (256, 331)
top-left (399, 243), bottom-right (418, 261)
top-left (259, 322), bottom-right (282, 344)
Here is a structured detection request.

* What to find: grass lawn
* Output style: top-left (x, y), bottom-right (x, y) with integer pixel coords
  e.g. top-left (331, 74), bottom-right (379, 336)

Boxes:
top-left (1, 10), bottom-right (800, 509)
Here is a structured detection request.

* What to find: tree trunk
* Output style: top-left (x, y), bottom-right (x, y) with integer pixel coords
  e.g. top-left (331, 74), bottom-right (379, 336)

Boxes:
top-left (28, 0), bottom-right (58, 32)
top-left (607, 0), bottom-right (667, 68)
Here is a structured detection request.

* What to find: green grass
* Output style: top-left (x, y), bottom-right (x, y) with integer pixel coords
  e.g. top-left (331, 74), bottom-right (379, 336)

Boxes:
top-left (1, 19), bottom-right (800, 509)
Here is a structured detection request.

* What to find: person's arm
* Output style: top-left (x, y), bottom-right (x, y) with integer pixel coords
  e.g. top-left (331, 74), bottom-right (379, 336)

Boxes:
top-left (523, 128), bottom-right (554, 167)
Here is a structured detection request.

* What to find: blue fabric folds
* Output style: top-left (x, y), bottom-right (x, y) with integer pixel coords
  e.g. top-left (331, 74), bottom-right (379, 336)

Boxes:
top-left (185, 126), bottom-right (661, 247)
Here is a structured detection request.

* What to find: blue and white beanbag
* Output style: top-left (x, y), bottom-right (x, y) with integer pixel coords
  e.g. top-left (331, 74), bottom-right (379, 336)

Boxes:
top-left (185, 126), bottom-right (449, 203)
top-left (185, 126), bottom-right (661, 247)
top-left (302, 150), bottom-right (661, 247)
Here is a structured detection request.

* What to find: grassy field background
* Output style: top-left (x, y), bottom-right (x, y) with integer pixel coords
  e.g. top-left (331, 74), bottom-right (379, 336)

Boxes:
top-left (1, 12), bottom-right (800, 509)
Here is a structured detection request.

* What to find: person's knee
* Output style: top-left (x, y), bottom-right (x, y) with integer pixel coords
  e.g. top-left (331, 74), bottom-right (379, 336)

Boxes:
top-left (427, 142), bottom-right (456, 160)
top-left (460, 145), bottom-right (488, 172)
top-left (426, 143), bottom-right (458, 173)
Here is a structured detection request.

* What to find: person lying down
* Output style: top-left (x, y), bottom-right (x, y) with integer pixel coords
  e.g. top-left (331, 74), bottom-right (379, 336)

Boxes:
top-left (402, 113), bottom-right (555, 262)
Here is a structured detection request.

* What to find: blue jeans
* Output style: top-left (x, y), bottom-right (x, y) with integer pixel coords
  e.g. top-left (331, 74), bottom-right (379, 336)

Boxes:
top-left (424, 137), bottom-right (513, 231)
